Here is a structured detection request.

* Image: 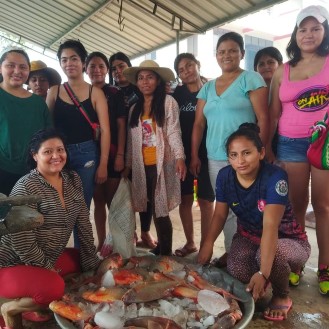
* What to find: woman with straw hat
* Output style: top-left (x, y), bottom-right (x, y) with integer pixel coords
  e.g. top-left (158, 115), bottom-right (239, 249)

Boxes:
top-left (123, 60), bottom-right (186, 255)
top-left (27, 60), bottom-right (61, 100)
top-left (109, 52), bottom-right (158, 250)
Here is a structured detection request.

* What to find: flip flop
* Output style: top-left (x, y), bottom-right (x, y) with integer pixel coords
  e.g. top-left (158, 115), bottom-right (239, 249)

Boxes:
top-left (174, 245), bottom-right (198, 257)
top-left (263, 298), bottom-right (293, 321)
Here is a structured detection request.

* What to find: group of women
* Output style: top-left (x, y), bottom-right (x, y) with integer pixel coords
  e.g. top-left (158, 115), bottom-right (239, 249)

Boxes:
top-left (0, 4), bottom-right (328, 327)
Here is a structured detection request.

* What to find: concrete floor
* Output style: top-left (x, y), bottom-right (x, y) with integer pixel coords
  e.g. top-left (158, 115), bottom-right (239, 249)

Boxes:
top-left (142, 204), bottom-right (329, 329)
top-left (2, 202), bottom-right (328, 329)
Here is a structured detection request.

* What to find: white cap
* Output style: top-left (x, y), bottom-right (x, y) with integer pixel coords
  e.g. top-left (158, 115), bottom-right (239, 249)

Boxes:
top-left (296, 5), bottom-right (329, 27)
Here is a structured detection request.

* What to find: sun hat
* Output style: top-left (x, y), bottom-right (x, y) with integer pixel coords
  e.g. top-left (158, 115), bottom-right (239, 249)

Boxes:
top-left (296, 5), bottom-right (329, 27)
top-left (26, 60), bottom-right (61, 86)
top-left (123, 59), bottom-right (175, 85)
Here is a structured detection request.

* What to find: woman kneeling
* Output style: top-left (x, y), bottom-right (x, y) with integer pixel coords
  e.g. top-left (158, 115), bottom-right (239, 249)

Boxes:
top-left (198, 123), bottom-right (310, 321)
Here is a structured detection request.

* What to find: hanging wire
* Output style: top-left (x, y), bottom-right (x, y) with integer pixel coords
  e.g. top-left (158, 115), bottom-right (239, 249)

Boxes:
top-left (117, 0), bottom-right (125, 32)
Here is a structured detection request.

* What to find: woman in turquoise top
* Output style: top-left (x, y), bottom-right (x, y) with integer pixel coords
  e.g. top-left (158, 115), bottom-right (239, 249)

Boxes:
top-left (0, 48), bottom-right (51, 196)
top-left (191, 32), bottom-right (269, 266)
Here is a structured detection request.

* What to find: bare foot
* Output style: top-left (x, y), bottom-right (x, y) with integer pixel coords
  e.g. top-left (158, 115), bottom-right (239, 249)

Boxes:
top-left (140, 231), bottom-right (157, 249)
top-left (263, 296), bottom-right (292, 321)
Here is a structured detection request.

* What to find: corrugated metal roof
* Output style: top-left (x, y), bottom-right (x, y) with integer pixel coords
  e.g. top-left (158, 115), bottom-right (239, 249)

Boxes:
top-left (0, 0), bottom-right (286, 59)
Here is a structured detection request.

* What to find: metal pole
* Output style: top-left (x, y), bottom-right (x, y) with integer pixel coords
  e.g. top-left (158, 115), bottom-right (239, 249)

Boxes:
top-left (176, 30), bottom-right (180, 55)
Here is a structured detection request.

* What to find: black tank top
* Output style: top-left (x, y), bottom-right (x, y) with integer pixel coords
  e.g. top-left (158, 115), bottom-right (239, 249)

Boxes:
top-left (53, 86), bottom-right (99, 144)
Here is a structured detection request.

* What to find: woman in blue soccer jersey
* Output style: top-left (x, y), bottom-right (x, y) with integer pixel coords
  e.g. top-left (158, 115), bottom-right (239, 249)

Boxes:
top-left (198, 123), bottom-right (310, 321)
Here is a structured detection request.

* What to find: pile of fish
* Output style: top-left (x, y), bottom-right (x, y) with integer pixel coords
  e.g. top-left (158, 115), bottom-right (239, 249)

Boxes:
top-left (50, 254), bottom-right (244, 329)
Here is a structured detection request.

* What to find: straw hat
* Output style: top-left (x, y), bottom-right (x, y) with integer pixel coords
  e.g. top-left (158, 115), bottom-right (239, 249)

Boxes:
top-left (296, 5), bottom-right (329, 27)
top-left (123, 60), bottom-right (175, 85)
top-left (26, 60), bottom-right (61, 86)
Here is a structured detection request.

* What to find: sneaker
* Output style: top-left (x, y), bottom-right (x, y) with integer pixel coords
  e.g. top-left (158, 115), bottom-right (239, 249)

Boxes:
top-left (318, 265), bottom-right (329, 295)
top-left (289, 266), bottom-right (304, 286)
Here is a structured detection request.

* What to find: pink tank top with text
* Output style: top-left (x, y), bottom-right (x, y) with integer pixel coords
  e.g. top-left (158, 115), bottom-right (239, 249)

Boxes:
top-left (278, 56), bottom-right (329, 138)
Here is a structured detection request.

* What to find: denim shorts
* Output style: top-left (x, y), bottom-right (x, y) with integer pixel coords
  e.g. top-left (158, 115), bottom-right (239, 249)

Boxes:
top-left (276, 135), bottom-right (310, 162)
top-left (66, 140), bottom-right (99, 208)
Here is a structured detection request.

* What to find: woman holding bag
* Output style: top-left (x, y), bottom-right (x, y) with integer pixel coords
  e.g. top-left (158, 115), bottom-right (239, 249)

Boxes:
top-left (123, 60), bottom-right (186, 255)
top-left (268, 5), bottom-right (329, 293)
top-left (109, 52), bottom-right (158, 250)
top-left (46, 40), bottom-right (110, 210)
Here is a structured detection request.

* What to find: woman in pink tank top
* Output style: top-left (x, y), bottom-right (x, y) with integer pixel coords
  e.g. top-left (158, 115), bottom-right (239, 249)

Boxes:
top-left (268, 5), bottom-right (329, 295)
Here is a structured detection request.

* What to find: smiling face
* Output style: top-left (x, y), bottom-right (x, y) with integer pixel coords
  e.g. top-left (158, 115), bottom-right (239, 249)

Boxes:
top-left (0, 52), bottom-right (30, 88)
top-left (136, 70), bottom-right (159, 96)
top-left (33, 138), bottom-right (67, 177)
top-left (256, 54), bottom-right (280, 84)
top-left (177, 58), bottom-right (200, 85)
top-left (60, 48), bottom-right (84, 78)
top-left (28, 73), bottom-right (50, 98)
top-left (228, 136), bottom-right (265, 179)
top-left (296, 17), bottom-right (325, 54)
top-left (86, 56), bottom-right (108, 86)
top-left (216, 40), bottom-right (244, 73)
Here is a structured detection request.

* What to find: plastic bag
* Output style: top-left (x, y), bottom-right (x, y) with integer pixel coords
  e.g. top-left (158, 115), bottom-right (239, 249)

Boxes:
top-left (99, 233), bottom-right (113, 259)
top-left (107, 179), bottom-right (137, 258)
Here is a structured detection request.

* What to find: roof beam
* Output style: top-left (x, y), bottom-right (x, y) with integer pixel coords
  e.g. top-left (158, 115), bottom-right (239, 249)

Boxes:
top-left (128, 0), bottom-right (204, 33)
top-left (202, 0), bottom-right (287, 32)
top-left (47, 0), bottom-right (115, 48)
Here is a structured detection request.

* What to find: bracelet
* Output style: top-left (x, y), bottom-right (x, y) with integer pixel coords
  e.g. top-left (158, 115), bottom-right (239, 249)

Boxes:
top-left (258, 271), bottom-right (268, 281)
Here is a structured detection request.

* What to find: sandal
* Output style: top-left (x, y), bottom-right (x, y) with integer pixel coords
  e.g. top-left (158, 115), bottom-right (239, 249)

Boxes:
top-left (174, 245), bottom-right (198, 257)
top-left (263, 298), bottom-right (292, 321)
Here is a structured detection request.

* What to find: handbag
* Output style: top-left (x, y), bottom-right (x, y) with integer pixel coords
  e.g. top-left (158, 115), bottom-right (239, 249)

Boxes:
top-left (63, 82), bottom-right (101, 141)
top-left (307, 110), bottom-right (329, 170)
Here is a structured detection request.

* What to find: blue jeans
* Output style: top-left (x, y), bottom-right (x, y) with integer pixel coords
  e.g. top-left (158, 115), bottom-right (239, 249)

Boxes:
top-left (67, 140), bottom-right (99, 248)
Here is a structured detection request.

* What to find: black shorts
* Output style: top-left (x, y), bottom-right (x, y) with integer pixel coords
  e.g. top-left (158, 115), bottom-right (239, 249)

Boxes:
top-left (181, 160), bottom-right (215, 202)
top-left (107, 159), bottom-right (122, 179)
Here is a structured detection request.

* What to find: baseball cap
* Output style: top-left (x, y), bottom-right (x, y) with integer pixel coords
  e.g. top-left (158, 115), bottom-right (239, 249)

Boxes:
top-left (296, 5), bottom-right (329, 27)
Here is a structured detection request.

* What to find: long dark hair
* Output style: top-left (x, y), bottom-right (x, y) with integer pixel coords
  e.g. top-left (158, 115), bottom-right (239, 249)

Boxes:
top-left (27, 128), bottom-right (70, 170)
top-left (225, 123), bottom-right (263, 156)
top-left (129, 71), bottom-right (166, 128)
top-left (109, 52), bottom-right (132, 85)
top-left (286, 21), bottom-right (329, 66)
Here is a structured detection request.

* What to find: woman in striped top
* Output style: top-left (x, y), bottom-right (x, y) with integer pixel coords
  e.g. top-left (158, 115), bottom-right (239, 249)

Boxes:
top-left (0, 128), bottom-right (100, 329)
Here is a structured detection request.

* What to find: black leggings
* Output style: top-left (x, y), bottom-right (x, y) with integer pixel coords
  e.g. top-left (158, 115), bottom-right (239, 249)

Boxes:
top-left (139, 204), bottom-right (152, 232)
top-left (144, 164), bottom-right (172, 255)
